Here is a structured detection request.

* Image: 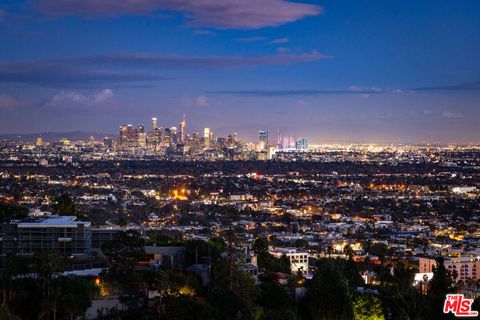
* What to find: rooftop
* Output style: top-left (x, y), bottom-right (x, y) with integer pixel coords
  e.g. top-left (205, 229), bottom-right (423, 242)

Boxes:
top-left (14, 216), bottom-right (91, 228)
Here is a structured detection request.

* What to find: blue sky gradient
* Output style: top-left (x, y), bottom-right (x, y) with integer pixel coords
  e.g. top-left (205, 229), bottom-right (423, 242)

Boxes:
top-left (0, 0), bottom-right (479, 143)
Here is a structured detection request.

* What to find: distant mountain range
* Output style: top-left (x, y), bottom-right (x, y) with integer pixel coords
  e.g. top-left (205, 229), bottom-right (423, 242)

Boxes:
top-left (0, 131), bottom-right (116, 142)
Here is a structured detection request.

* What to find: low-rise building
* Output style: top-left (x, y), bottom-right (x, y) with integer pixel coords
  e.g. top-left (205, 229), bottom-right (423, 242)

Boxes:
top-left (0, 215), bottom-right (91, 258)
top-left (269, 247), bottom-right (309, 274)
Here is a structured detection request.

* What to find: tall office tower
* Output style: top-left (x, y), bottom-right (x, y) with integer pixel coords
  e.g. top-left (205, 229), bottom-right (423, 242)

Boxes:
top-left (103, 137), bottom-right (114, 148)
top-left (163, 127), bottom-right (172, 146)
top-left (170, 126), bottom-right (178, 145)
top-left (191, 132), bottom-right (200, 152)
top-left (204, 128), bottom-right (211, 149)
top-left (132, 124), bottom-right (144, 147)
top-left (137, 132), bottom-right (147, 148)
top-left (179, 114), bottom-right (186, 143)
top-left (276, 130), bottom-right (283, 150)
top-left (283, 135), bottom-right (296, 149)
top-left (227, 134), bottom-right (234, 148)
top-left (296, 137), bottom-right (308, 151)
top-left (151, 117), bottom-right (158, 131)
top-left (35, 136), bottom-right (43, 146)
top-left (156, 127), bottom-right (163, 146)
top-left (119, 124), bottom-right (134, 147)
top-left (258, 130), bottom-right (269, 150)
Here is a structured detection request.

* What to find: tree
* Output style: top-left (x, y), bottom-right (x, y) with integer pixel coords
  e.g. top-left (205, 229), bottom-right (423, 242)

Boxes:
top-left (102, 231), bottom-right (145, 274)
top-left (367, 243), bottom-right (389, 260)
top-left (0, 202), bottom-right (28, 222)
top-left (344, 244), bottom-right (355, 258)
top-left (295, 239), bottom-right (309, 250)
top-left (257, 282), bottom-right (294, 312)
top-left (54, 276), bottom-right (97, 319)
top-left (207, 287), bottom-right (253, 320)
top-left (257, 252), bottom-right (291, 274)
top-left (352, 294), bottom-right (384, 320)
top-left (33, 251), bottom-right (65, 320)
top-left (379, 261), bottom-right (426, 320)
top-left (253, 237), bottom-right (268, 254)
top-left (206, 257), bottom-right (258, 319)
top-left (102, 231), bottom-right (145, 296)
top-left (185, 238), bottom-right (226, 265)
top-left (427, 257), bottom-right (456, 319)
top-left (301, 259), bottom-right (353, 320)
top-left (158, 295), bottom-right (211, 320)
top-left (53, 194), bottom-right (76, 216)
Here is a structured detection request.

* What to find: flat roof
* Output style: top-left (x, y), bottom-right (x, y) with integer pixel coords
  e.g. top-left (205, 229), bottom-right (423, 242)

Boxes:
top-left (15, 216), bottom-right (91, 228)
top-left (269, 247), bottom-right (306, 254)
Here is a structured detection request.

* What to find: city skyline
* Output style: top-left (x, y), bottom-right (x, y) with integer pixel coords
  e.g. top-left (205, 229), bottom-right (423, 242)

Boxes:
top-left (0, 0), bottom-right (479, 143)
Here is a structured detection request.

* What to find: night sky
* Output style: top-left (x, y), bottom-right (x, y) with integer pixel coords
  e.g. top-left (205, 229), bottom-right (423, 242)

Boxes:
top-left (0, 0), bottom-right (479, 143)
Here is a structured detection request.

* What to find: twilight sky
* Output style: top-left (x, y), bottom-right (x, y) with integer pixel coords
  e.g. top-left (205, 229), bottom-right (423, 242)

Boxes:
top-left (0, 0), bottom-right (479, 143)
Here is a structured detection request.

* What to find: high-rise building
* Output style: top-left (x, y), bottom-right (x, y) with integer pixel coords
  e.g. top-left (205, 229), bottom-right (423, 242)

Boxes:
top-left (282, 135), bottom-right (296, 150)
top-left (179, 114), bottom-right (186, 144)
top-left (103, 137), bottom-right (114, 148)
top-left (276, 130), bottom-right (283, 150)
top-left (296, 137), bottom-right (308, 151)
top-left (119, 124), bottom-right (134, 147)
top-left (35, 136), bottom-right (43, 146)
top-left (163, 128), bottom-right (172, 146)
top-left (204, 128), bottom-right (211, 149)
top-left (129, 124), bottom-right (144, 147)
top-left (151, 117), bottom-right (158, 131)
top-left (258, 130), bottom-right (268, 150)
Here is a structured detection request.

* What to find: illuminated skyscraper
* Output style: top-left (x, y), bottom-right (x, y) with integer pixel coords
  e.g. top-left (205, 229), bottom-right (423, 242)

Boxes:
top-left (179, 114), bottom-right (186, 143)
top-left (296, 137), bottom-right (308, 151)
top-left (258, 130), bottom-right (268, 150)
top-left (163, 128), bottom-right (172, 146)
top-left (135, 125), bottom-right (145, 147)
top-left (276, 130), bottom-right (283, 150)
top-left (283, 136), bottom-right (296, 149)
top-left (151, 117), bottom-right (158, 131)
top-left (119, 124), bottom-right (134, 147)
top-left (204, 128), bottom-right (212, 149)
top-left (35, 136), bottom-right (43, 146)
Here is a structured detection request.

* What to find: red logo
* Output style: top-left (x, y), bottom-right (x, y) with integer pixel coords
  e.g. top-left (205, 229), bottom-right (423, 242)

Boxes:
top-left (443, 294), bottom-right (478, 317)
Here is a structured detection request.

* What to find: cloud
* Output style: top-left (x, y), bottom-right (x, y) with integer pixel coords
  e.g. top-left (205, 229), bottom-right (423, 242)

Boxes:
top-left (36, 0), bottom-right (323, 29)
top-left (209, 86), bottom-right (400, 96)
top-left (238, 36), bottom-right (289, 45)
top-left (193, 29), bottom-right (215, 35)
top-left (196, 95), bottom-right (208, 106)
top-left (0, 94), bottom-right (19, 110)
top-left (0, 59), bottom-right (167, 86)
top-left (181, 95), bottom-right (209, 107)
top-left (269, 37), bottom-right (289, 44)
top-left (236, 36), bottom-right (267, 43)
top-left (441, 110), bottom-right (463, 119)
top-left (413, 82), bottom-right (480, 92)
top-left (43, 89), bottom-right (114, 109)
top-left (210, 82), bottom-right (480, 97)
top-left (80, 52), bottom-right (329, 68)
top-left (93, 88), bottom-right (114, 103)
top-left (0, 52), bottom-right (329, 86)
